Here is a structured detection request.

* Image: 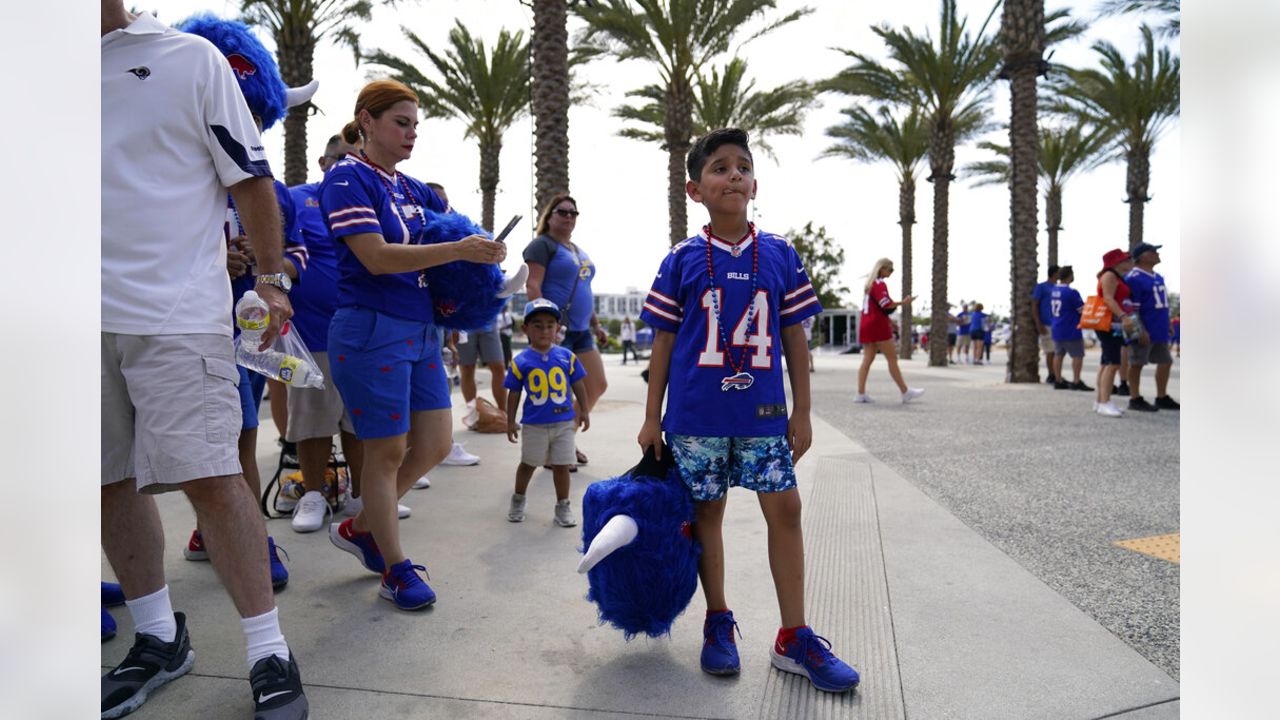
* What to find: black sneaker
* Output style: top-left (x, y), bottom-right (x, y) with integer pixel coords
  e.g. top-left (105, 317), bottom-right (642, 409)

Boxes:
top-left (1045, 375), bottom-right (1057, 385)
top-left (1155, 395), bottom-right (1180, 410)
top-left (250, 652), bottom-right (309, 720)
top-left (1114, 382), bottom-right (1130, 397)
top-left (1053, 380), bottom-right (1070, 390)
top-left (102, 612), bottom-right (195, 719)
top-left (1128, 396), bottom-right (1158, 412)
top-left (1070, 381), bottom-right (1094, 392)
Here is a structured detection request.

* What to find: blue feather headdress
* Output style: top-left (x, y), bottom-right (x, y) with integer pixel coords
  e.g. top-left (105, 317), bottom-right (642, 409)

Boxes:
top-left (178, 14), bottom-right (289, 129)
top-left (419, 210), bottom-right (507, 330)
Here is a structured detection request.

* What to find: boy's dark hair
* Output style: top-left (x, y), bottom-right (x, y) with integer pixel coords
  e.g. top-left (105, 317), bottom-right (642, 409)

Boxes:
top-left (1046, 264), bottom-right (1060, 280)
top-left (687, 128), bottom-right (753, 181)
top-left (1058, 265), bottom-right (1073, 280)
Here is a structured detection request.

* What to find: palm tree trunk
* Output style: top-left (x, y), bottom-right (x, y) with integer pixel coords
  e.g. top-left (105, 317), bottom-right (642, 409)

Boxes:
top-left (664, 76), bottom-right (694, 246)
top-left (1045, 185), bottom-right (1062, 267)
top-left (275, 38), bottom-right (316, 187)
top-left (478, 138), bottom-right (502, 232)
top-left (1007, 60), bottom-right (1041, 383)
top-left (531, 0), bottom-right (570, 213)
top-left (898, 176), bottom-right (916, 359)
top-left (1125, 145), bottom-right (1150, 250)
top-left (927, 126), bottom-right (956, 367)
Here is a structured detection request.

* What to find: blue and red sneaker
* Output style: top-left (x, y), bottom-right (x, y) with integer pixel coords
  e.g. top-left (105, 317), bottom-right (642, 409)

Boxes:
top-left (700, 610), bottom-right (741, 675)
top-left (379, 558), bottom-right (436, 610)
top-left (769, 626), bottom-right (860, 692)
top-left (267, 536), bottom-right (289, 590)
top-left (329, 518), bottom-right (385, 574)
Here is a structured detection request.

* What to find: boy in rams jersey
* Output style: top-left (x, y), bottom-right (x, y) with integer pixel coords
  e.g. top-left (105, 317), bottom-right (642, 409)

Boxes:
top-left (505, 299), bottom-right (590, 527)
top-left (637, 129), bottom-right (859, 693)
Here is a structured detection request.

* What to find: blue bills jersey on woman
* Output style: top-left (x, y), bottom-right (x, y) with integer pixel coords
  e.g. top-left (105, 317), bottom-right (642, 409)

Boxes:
top-left (318, 154), bottom-right (447, 323)
top-left (504, 345), bottom-right (587, 425)
top-left (639, 227), bottom-right (821, 437)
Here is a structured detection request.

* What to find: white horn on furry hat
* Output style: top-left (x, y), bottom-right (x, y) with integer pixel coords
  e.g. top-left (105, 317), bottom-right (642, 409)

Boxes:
top-left (285, 79), bottom-right (319, 109)
top-left (577, 514), bottom-right (639, 574)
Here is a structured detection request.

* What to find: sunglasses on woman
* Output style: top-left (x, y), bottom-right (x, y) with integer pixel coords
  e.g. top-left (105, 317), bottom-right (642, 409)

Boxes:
top-left (553, 208), bottom-right (580, 218)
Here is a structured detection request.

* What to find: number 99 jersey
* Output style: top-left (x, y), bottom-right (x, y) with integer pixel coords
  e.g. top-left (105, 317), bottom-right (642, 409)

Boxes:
top-left (639, 227), bottom-right (822, 437)
top-left (504, 345), bottom-right (587, 425)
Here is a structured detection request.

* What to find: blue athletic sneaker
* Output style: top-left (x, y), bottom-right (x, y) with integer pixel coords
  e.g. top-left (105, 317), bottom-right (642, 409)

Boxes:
top-left (102, 581), bottom-right (126, 607)
top-left (102, 607), bottom-right (117, 642)
top-left (770, 626), bottom-right (860, 692)
top-left (329, 518), bottom-right (386, 573)
top-left (700, 610), bottom-right (741, 675)
top-left (380, 559), bottom-right (437, 610)
top-left (267, 537), bottom-right (289, 590)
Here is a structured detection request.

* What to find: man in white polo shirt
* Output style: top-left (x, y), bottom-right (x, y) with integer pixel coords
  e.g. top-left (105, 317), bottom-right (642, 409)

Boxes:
top-left (100, 3), bottom-right (308, 719)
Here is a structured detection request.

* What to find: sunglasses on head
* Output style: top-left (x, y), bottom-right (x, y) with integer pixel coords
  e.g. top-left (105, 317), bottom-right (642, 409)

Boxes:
top-left (553, 208), bottom-right (580, 218)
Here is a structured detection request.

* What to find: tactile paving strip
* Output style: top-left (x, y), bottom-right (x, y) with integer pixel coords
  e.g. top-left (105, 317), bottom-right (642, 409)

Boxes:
top-left (755, 457), bottom-right (905, 719)
top-left (1114, 532), bottom-right (1180, 564)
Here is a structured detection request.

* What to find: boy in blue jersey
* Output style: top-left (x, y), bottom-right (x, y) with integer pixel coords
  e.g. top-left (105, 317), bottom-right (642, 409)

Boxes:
top-left (504, 299), bottom-right (590, 527)
top-left (1048, 266), bottom-right (1092, 391)
top-left (638, 129), bottom-right (859, 693)
top-left (1124, 243), bottom-right (1179, 411)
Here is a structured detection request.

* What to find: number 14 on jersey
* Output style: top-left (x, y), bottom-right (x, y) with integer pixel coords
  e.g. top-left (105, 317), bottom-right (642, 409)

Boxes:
top-left (697, 289), bottom-right (773, 368)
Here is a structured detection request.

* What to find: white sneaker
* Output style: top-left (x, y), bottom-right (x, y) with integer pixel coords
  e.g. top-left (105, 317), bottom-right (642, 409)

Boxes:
top-left (853, 394), bottom-right (874, 403)
top-left (398, 503), bottom-right (411, 519)
top-left (1096, 401), bottom-right (1124, 418)
top-left (413, 475), bottom-right (431, 489)
top-left (1093, 401), bottom-right (1100, 412)
top-left (339, 494), bottom-right (411, 518)
top-left (441, 442), bottom-right (480, 466)
top-left (901, 388), bottom-right (925, 403)
top-left (554, 499), bottom-right (577, 528)
top-left (508, 493), bottom-right (526, 522)
top-left (291, 491), bottom-right (330, 533)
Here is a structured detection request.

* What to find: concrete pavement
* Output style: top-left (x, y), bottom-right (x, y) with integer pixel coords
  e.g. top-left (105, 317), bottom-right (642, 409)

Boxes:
top-left (102, 349), bottom-right (1179, 719)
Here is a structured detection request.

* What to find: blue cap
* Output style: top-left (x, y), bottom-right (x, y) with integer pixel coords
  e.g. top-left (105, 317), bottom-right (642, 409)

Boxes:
top-left (523, 298), bottom-right (561, 323)
top-left (1131, 242), bottom-right (1162, 259)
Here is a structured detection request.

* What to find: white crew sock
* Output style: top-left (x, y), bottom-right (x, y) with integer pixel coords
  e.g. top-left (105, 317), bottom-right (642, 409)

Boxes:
top-left (125, 585), bottom-right (177, 642)
top-left (241, 606), bottom-right (290, 669)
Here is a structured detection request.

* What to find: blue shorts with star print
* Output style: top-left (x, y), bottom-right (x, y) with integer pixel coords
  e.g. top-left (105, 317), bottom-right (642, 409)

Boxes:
top-left (666, 434), bottom-right (797, 502)
top-left (328, 307), bottom-right (451, 440)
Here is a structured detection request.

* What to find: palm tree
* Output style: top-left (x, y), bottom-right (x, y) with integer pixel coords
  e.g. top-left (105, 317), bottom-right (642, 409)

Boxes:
top-left (965, 125), bottom-right (1113, 266)
top-left (240, 0), bottom-right (393, 186)
top-left (1048, 25), bottom-right (1179, 249)
top-left (575, 0), bottom-right (810, 246)
top-left (366, 22), bottom-right (530, 231)
top-left (822, 105), bottom-right (929, 359)
top-left (613, 57), bottom-right (816, 160)
top-left (529, 0), bottom-right (572, 213)
top-left (826, 0), bottom-right (1001, 367)
top-left (1095, 0), bottom-right (1179, 38)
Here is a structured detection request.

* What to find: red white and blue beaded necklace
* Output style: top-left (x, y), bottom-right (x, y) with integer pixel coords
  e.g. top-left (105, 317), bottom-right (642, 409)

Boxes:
top-left (704, 222), bottom-right (759, 391)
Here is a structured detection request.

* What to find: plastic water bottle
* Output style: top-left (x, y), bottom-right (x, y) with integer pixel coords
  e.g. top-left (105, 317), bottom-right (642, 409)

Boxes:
top-left (234, 291), bottom-right (324, 388)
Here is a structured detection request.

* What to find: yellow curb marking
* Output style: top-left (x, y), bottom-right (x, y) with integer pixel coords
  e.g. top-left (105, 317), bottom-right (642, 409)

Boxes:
top-left (1113, 532), bottom-right (1180, 564)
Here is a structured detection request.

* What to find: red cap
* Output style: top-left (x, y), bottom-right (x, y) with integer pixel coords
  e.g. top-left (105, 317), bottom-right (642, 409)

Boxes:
top-left (1102, 249), bottom-right (1129, 269)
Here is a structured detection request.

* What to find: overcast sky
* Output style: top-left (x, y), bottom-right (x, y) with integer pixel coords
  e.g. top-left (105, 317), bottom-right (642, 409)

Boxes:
top-left (151, 0), bottom-right (1179, 318)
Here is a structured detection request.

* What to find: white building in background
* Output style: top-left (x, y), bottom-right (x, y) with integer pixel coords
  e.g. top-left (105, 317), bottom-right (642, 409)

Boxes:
top-left (594, 288), bottom-right (646, 320)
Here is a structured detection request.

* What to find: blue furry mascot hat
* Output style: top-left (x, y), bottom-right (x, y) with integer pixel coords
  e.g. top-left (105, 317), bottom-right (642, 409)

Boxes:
top-left (577, 446), bottom-right (701, 640)
top-left (419, 210), bottom-right (508, 330)
top-left (179, 13), bottom-right (312, 130)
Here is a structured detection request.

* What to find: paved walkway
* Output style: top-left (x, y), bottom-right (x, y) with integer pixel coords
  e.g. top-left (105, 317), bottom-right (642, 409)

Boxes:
top-left (102, 350), bottom-right (1179, 719)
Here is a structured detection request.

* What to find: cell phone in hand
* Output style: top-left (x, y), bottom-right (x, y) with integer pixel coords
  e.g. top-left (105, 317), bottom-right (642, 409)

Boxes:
top-left (493, 215), bottom-right (522, 244)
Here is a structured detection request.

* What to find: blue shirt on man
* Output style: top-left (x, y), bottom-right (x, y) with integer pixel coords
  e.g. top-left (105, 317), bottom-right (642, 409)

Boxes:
top-left (1049, 283), bottom-right (1084, 341)
top-left (1032, 280), bottom-right (1057, 329)
top-left (288, 182), bottom-right (342, 351)
top-left (1124, 267), bottom-right (1171, 344)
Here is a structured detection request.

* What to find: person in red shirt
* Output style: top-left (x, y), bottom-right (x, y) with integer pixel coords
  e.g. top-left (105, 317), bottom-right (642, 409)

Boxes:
top-left (1093, 248), bottom-right (1137, 417)
top-left (855, 258), bottom-right (924, 403)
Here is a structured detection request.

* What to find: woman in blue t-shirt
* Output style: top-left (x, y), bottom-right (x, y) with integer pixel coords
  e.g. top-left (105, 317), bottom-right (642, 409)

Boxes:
top-left (522, 193), bottom-right (608, 466)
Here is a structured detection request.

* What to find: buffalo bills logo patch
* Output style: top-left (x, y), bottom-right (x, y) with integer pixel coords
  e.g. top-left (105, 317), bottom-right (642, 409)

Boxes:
top-left (226, 54), bottom-right (257, 80)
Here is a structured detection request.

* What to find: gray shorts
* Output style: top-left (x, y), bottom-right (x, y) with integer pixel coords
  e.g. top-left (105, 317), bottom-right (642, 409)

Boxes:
top-left (957, 334), bottom-right (971, 349)
top-left (1039, 334), bottom-right (1056, 353)
top-left (284, 352), bottom-right (354, 442)
top-left (520, 420), bottom-right (576, 466)
top-left (1054, 338), bottom-right (1085, 359)
top-left (102, 332), bottom-right (242, 493)
top-left (458, 327), bottom-right (504, 366)
top-left (1129, 342), bottom-right (1173, 366)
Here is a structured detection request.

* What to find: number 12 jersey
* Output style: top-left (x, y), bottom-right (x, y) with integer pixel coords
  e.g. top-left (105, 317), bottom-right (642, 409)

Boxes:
top-left (640, 227), bottom-right (822, 437)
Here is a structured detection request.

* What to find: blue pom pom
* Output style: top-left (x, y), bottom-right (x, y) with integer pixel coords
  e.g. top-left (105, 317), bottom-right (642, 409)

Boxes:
top-left (179, 14), bottom-right (288, 130)
top-left (419, 211), bottom-right (506, 330)
top-left (580, 466), bottom-right (700, 640)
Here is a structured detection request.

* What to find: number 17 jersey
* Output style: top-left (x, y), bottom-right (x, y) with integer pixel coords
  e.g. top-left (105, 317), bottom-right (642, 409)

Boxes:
top-left (639, 227), bottom-right (822, 437)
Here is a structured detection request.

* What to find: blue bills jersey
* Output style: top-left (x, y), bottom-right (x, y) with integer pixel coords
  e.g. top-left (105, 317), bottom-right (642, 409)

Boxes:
top-left (1032, 280), bottom-right (1056, 328)
top-left (288, 182), bottom-right (342, 351)
top-left (1124, 267), bottom-right (1172, 343)
top-left (639, 227), bottom-right (821, 437)
top-left (503, 345), bottom-right (586, 425)
top-left (1049, 284), bottom-right (1084, 341)
top-left (318, 154), bottom-right (447, 323)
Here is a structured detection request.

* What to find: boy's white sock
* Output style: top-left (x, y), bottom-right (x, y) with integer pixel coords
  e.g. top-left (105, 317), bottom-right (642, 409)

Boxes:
top-left (125, 585), bottom-right (177, 642)
top-left (241, 606), bottom-right (290, 669)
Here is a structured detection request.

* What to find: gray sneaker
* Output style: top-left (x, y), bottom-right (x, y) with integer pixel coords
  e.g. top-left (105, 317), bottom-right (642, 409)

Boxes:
top-left (250, 652), bottom-right (308, 720)
top-left (508, 493), bottom-right (526, 522)
top-left (102, 612), bottom-right (195, 719)
top-left (554, 499), bottom-right (577, 528)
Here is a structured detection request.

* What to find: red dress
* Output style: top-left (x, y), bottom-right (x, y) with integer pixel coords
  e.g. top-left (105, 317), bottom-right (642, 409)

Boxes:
top-left (859, 279), bottom-right (894, 343)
